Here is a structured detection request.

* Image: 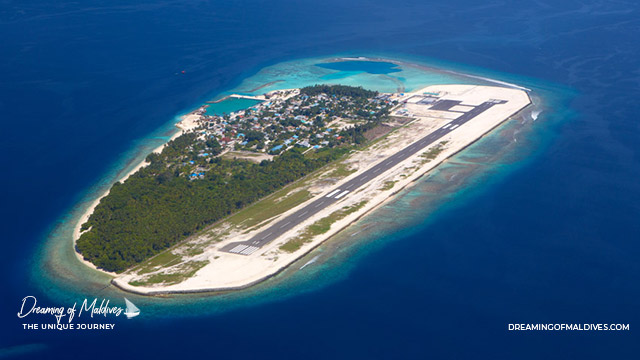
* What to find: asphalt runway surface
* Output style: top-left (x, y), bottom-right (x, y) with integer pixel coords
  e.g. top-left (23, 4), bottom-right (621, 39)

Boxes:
top-left (221, 100), bottom-right (504, 255)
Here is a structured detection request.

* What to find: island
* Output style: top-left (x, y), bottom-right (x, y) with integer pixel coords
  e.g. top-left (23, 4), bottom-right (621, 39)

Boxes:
top-left (74, 82), bottom-right (531, 294)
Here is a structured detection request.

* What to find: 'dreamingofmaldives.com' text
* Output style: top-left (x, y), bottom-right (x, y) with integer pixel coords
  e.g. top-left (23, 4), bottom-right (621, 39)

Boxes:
top-left (508, 323), bottom-right (629, 331)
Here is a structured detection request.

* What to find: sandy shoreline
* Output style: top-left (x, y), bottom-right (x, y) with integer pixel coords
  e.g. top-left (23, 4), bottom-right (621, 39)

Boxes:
top-left (71, 113), bottom-right (201, 275)
top-left (64, 56), bottom-right (536, 295)
top-left (110, 84), bottom-right (532, 295)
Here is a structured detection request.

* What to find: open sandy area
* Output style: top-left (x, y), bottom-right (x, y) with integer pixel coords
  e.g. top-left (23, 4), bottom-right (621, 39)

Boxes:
top-left (111, 84), bottom-right (531, 294)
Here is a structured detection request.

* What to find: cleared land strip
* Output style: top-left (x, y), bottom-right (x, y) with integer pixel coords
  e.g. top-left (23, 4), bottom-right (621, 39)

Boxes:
top-left (113, 84), bottom-right (532, 294)
top-left (221, 100), bottom-right (504, 254)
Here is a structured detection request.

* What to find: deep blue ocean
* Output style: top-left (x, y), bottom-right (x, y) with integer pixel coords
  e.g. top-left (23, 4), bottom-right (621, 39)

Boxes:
top-left (1, 0), bottom-right (639, 359)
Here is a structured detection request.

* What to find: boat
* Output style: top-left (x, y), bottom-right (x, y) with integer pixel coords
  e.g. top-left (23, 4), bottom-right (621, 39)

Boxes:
top-left (123, 298), bottom-right (140, 319)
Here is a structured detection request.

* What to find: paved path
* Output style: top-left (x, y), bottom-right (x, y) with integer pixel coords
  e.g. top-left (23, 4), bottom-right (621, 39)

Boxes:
top-left (221, 100), bottom-right (505, 255)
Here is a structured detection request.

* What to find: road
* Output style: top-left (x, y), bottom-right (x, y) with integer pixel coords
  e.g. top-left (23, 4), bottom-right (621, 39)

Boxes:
top-left (221, 99), bottom-right (505, 255)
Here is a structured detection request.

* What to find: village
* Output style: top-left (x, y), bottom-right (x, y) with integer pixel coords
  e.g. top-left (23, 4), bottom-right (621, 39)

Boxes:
top-left (107, 83), bottom-right (532, 293)
top-left (179, 87), bottom-right (399, 179)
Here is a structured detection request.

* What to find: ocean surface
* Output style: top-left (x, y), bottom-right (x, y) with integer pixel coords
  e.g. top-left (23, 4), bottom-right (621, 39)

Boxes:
top-left (1, 0), bottom-right (639, 359)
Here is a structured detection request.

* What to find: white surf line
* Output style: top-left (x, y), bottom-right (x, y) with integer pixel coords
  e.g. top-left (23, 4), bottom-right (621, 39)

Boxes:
top-left (338, 56), bottom-right (369, 61)
top-left (335, 190), bottom-right (350, 199)
top-left (442, 70), bottom-right (532, 92)
top-left (229, 94), bottom-right (264, 101)
top-left (300, 255), bottom-right (319, 270)
top-left (338, 56), bottom-right (531, 91)
top-left (531, 110), bottom-right (541, 121)
top-left (326, 189), bottom-right (341, 198)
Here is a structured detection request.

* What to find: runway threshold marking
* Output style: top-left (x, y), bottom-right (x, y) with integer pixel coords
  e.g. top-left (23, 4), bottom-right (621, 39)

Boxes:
top-left (240, 246), bottom-right (259, 255)
top-left (222, 100), bottom-right (504, 255)
top-left (335, 190), bottom-right (350, 199)
top-left (230, 245), bottom-right (247, 253)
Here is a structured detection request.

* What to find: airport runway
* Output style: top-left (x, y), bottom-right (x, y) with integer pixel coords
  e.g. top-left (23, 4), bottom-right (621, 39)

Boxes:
top-left (221, 99), bottom-right (506, 255)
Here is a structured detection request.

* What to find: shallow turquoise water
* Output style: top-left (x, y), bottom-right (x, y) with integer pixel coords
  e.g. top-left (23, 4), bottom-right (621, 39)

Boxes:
top-left (5, 0), bottom-right (639, 357)
top-left (316, 60), bottom-right (402, 74)
top-left (230, 56), bottom-right (475, 96)
top-left (205, 97), bottom-right (263, 115)
top-left (32, 54), bottom-right (561, 316)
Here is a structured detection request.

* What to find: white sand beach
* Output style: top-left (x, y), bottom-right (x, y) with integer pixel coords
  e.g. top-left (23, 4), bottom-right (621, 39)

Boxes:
top-left (71, 113), bottom-right (203, 275)
top-left (109, 84), bottom-right (531, 294)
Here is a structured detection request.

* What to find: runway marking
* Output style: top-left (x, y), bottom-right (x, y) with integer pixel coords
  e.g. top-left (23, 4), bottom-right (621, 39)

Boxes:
top-left (280, 221), bottom-right (291, 228)
top-left (223, 100), bottom-right (502, 254)
top-left (240, 246), bottom-right (259, 255)
top-left (230, 245), bottom-right (247, 253)
top-left (335, 190), bottom-right (350, 199)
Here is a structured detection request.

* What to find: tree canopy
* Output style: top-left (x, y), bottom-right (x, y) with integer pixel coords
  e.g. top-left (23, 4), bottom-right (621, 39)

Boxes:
top-left (76, 84), bottom-right (388, 273)
top-left (300, 84), bottom-right (378, 99)
top-left (77, 145), bottom-right (348, 272)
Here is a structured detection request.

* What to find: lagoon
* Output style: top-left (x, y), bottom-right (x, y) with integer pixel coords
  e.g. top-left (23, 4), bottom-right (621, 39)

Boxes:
top-left (205, 97), bottom-right (263, 115)
top-left (2, 0), bottom-right (639, 358)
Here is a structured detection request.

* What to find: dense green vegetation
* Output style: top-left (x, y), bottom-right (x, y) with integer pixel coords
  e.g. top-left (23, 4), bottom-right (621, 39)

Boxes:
top-left (76, 85), bottom-right (390, 273)
top-left (339, 119), bottom-right (381, 145)
top-left (77, 145), bottom-right (348, 272)
top-left (300, 84), bottom-right (377, 99)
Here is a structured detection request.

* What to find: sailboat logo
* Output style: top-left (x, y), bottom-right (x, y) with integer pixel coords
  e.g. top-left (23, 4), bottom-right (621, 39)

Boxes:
top-left (123, 298), bottom-right (140, 319)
